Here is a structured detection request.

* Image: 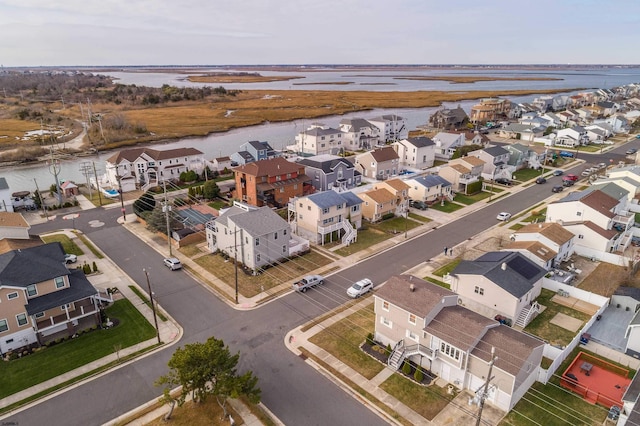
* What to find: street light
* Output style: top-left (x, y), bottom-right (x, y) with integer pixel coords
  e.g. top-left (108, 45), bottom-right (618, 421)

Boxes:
top-left (143, 268), bottom-right (161, 345)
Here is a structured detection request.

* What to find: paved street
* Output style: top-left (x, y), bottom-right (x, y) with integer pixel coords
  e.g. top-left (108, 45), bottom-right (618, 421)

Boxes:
top-left (4, 141), bottom-right (639, 425)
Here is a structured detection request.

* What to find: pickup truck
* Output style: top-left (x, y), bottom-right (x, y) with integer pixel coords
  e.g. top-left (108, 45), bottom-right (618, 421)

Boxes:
top-left (292, 274), bottom-right (324, 293)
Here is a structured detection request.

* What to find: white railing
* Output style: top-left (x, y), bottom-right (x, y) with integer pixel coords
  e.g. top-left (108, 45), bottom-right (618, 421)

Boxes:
top-left (342, 220), bottom-right (356, 245)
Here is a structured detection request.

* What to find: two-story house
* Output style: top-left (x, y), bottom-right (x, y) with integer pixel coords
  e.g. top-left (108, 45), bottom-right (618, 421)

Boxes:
top-left (0, 178), bottom-right (13, 213)
top-left (104, 147), bottom-right (204, 192)
top-left (205, 202), bottom-right (303, 271)
top-left (0, 243), bottom-right (101, 355)
top-left (449, 251), bottom-right (547, 327)
top-left (507, 222), bottom-right (575, 269)
top-left (405, 175), bottom-right (453, 204)
top-left (367, 115), bottom-right (408, 142)
top-left (374, 275), bottom-right (544, 412)
top-left (469, 146), bottom-right (512, 180)
top-left (338, 118), bottom-right (380, 151)
top-left (233, 157), bottom-right (312, 208)
top-left (288, 190), bottom-right (361, 246)
top-left (354, 146), bottom-right (400, 180)
top-left (297, 154), bottom-right (361, 192)
top-left (432, 132), bottom-right (465, 160)
top-left (438, 156), bottom-right (485, 194)
top-left (230, 140), bottom-right (278, 166)
top-left (504, 143), bottom-right (541, 170)
top-left (470, 98), bottom-right (512, 124)
top-left (374, 179), bottom-right (411, 216)
top-left (392, 136), bottom-right (435, 169)
top-left (291, 123), bottom-right (343, 156)
top-left (358, 188), bottom-right (398, 222)
top-left (554, 126), bottom-right (589, 147)
top-left (428, 106), bottom-right (469, 130)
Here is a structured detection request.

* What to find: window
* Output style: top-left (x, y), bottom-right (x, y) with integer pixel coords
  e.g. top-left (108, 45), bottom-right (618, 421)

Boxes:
top-left (576, 211), bottom-right (582, 216)
top-left (474, 286), bottom-right (484, 296)
top-left (35, 312), bottom-right (45, 319)
top-left (406, 330), bottom-right (418, 341)
top-left (7, 292), bottom-right (18, 300)
top-left (0, 319), bottom-right (7, 332)
top-left (336, 203), bottom-right (343, 209)
top-left (440, 342), bottom-right (461, 361)
top-left (61, 303), bottom-right (72, 311)
top-left (276, 175), bottom-right (281, 181)
top-left (293, 184), bottom-right (298, 190)
top-left (26, 285), bottom-right (37, 297)
top-left (408, 314), bottom-right (417, 325)
top-left (283, 229), bottom-right (287, 235)
top-left (382, 301), bottom-right (389, 311)
top-left (578, 235), bottom-right (584, 239)
top-left (282, 245), bottom-right (287, 253)
top-left (322, 208), bottom-right (330, 214)
top-left (256, 254), bottom-right (261, 262)
top-left (299, 202), bottom-right (303, 208)
top-left (16, 313), bottom-right (27, 326)
top-left (280, 188), bottom-right (284, 193)
top-left (380, 316), bottom-right (392, 328)
top-left (274, 232), bottom-right (278, 240)
top-left (255, 238), bottom-right (260, 246)
top-left (55, 277), bottom-right (65, 289)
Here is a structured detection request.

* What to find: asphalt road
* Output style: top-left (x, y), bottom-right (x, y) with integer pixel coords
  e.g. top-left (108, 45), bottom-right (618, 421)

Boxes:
top-left (7, 141), bottom-right (638, 425)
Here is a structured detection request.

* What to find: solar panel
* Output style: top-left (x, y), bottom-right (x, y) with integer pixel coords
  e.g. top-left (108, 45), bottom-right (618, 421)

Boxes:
top-left (507, 256), bottom-right (541, 280)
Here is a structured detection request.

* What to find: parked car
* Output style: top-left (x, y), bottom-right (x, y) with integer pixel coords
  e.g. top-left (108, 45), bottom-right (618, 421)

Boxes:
top-left (581, 171), bottom-right (591, 177)
top-left (626, 148), bottom-right (637, 155)
top-left (559, 151), bottom-right (575, 158)
top-left (563, 174), bottom-right (579, 182)
top-left (598, 163), bottom-right (607, 169)
top-left (535, 177), bottom-right (547, 184)
top-left (410, 200), bottom-right (428, 210)
top-left (292, 274), bottom-right (324, 293)
top-left (163, 257), bottom-right (182, 270)
top-left (346, 278), bottom-right (374, 298)
top-left (563, 179), bottom-right (575, 187)
top-left (496, 212), bottom-right (512, 221)
top-left (495, 178), bottom-right (512, 186)
top-left (552, 185), bottom-right (564, 193)
top-left (64, 253), bottom-right (77, 264)
top-left (553, 170), bottom-right (564, 176)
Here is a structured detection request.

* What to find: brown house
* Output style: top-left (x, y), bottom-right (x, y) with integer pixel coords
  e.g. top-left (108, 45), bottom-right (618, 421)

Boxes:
top-left (233, 157), bottom-right (313, 208)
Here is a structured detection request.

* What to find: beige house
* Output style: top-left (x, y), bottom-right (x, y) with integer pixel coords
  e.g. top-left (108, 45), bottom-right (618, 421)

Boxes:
top-left (0, 212), bottom-right (30, 240)
top-left (438, 156), bottom-right (485, 193)
top-left (374, 275), bottom-right (544, 411)
top-left (391, 136), bottom-right (435, 169)
top-left (373, 178), bottom-right (410, 215)
top-left (354, 146), bottom-right (400, 180)
top-left (358, 188), bottom-right (398, 222)
top-left (507, 222), bottom-right (575, 269)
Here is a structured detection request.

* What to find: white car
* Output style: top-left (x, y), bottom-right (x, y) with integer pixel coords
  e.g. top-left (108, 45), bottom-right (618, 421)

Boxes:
top-left (163, 257), bottom-right (182, 270)
top-left (496, 212), bottom-right (511, 221)
top-left (64, 253), bottom-right (77, 264)
top-left (347, 278), bottom-right (374, 298)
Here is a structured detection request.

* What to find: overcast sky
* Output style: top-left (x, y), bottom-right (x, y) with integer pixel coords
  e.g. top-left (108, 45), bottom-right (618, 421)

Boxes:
top-left (2, 0), bottom-right (640, 67)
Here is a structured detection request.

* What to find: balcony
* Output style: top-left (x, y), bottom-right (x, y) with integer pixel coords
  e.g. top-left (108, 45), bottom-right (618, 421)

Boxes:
top-left (35, 299), bottom-right (98, 331)
top-left (459, 175), bottom-right (479, 185)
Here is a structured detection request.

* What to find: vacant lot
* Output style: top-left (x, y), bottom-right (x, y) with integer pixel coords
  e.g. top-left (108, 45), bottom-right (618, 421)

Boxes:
top-left (578, 262), bottom-right (638, 297)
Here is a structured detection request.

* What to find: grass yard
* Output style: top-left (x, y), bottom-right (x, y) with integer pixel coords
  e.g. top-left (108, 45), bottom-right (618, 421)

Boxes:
top-left (308, 305), bottom-right (384, 380)
top-left (145, 398), bottom-right (242, 426)
top-left (453, 191), bottom-right (492, 205)
top-left (41, 233), bottom-right (83, 256)
top-left (0, 299), bottom-right (155, 399)
top-left (578, 262), bottom-right (636, 297)
top-left (524, 289), bottom-right (591, 347)
top-left (429, 201), bottom-right (465, 213)
top-left (76, 233), bottom-right (104, 259)
top-left (509, 223), bottom-right (525, 231)
top-left (194, 249), bottom-right (333, 298)
top-left (380, 374), bottom-right (454, 420)
top-left (432, 259), bottom-right (462, 277)
top-left (334, 228), bottom-right (389, 257)
top-left (408, 212), bottom-right (432, 223)
top-left (522, 207), bottom-right (547, 223)
top-left (208, 199), bottom-right (230, 210)
top-left (371, 216), bottom-right (422, 234)
top-left (512, 168), bottom-right (550, 182)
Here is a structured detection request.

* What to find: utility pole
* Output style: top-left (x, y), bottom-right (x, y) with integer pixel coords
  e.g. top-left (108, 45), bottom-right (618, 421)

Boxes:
top-left (163, 181), bottom-right (172, 256)
top-left (143, 268), bottom-right (161, 345)
top-left (33, 178), bottom-right (48, 220)
top-left (115, 166), bottom-right (126, 223)
top-left (475, 347), bottom-right (497, 426)
top-left (79, 161), bottom-right (93, 201)
top-left (234, 226), bottom-right (239, 304)
top-left (48, 146), bottom-right (63, 205)
top-left (92, 161), bottom-right (103, 206)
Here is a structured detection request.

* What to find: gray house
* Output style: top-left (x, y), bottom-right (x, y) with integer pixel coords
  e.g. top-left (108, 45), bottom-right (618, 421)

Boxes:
top-left (231, 140), bottom-right (279, 165)
top-left (297, 154), bottom-right (361, 192)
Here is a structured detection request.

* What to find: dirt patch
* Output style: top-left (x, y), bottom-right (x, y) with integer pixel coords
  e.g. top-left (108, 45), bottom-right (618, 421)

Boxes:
top-left (577, 262), bottom-right (640, 297)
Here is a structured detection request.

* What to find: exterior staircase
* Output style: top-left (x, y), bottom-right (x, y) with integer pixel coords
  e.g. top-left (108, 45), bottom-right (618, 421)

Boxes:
top-left (515, 302), bottom-right (541, 328)
top-left (388, 340), bottom-right (405, 370)
top-left (341, 219), bottom-right (357, 246)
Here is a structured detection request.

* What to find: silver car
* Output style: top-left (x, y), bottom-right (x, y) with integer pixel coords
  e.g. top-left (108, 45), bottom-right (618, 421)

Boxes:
top-left (163, 257), bottom-right (182, 270)
top-left (347, 278), bottom-right (373, 298)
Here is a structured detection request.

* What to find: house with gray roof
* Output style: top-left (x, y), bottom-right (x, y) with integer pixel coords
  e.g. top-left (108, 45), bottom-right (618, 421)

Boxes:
top-left (432, 132), bottom-right (465, 160)
top-left (449, 251), bottom-right (547, 327)
top-left (0, 242), bottom-right (102, 355)
top-left (290, 123), bottom-right (344, 156)
top-left (338, 118), bottom-right (380, 150)
top-left (0, 177), bottom-right (12, 213)
top-left (498, 123), bottom-right (542, 142)
top-left (289, 191), bottom-right (362, 245)
top-left (354, 146), bottom-right (400, 180)
top-left (405, 175), bottom-right (452, 204)
top-left (469, 146), bottom-right (513, 180)
top-left (427, 106), bottom-right (469, 130)
top-left (230, 140), bottom-right (279, 166)
top-left (374, 275), bottom-right (544, 412)
top-left (206, 202), bottom-right (306, 271)
top-left (297, 154), bottom-right (361, 192)
top-left (392, 136), bottom-right (435, 169)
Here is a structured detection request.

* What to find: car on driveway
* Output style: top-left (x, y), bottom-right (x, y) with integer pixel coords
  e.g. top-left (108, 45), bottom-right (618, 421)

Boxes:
top-left (64, 253), bottom-right (77, 264)
top-left (581, 170), bottom-right (591, 177)
top-left (553, 170), bottom-right (564, 176)
top-left (410, 200), bottom-right (428, 210)
top-left (495, 178), bottom-right (512, 186)
top-left (563, 174), bottom-right (579, 182)
top-left (535, 176), bottom-right (547, 184)
top-left (292, 274), bottom-right (324, 293)
top-left (163, 257), bottom-right (182, 270)
top-left (552, 185), bottom-right (564, 193)
top-left (496, 212), bottom-right (512, 221)
top-left (346, 278), bottom-right (374, 298)
top-left (559, 151), bottom-right (575, 158)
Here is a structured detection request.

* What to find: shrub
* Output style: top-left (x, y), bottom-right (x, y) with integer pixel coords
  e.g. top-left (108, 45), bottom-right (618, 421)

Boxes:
top-left (386, 343), bottom-right (392, 355)
top-left (92, 261), bottom-right (98, 273)
top-left (402, 361), bottom-right (411, 375)
top-left (366, 332), bottom-right (374, 345)
top-left (414, 368), bottom-right (424, 383)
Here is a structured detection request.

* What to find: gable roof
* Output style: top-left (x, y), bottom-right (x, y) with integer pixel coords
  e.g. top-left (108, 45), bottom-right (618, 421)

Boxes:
top-left (483, 146), bottom-right (510, 157)
top-left (458, 156), bottom-right (485, 167)
top-left (25, 270), bottom-right (97, 315)
top-left (246, 140), bottom-right (273, 151)
top-left (360, 188), bottom-right (397, 204)
top-left (452, 251), bottom-right (546, 298)
top-left (375, 275), bottom-right (454, 318)
top-left (226, 206), bottom-right (288, 237)
top-left (298, 155), bottom-right (355, 173)
top-left (411, 175), bottom-right (452, 188)
top-left (307, 191), bottom-right (362, 209)
top-left (579, 190), bottom-right (619, 218)
top-left (0, 242), bottom-right (69, 288)
top-left (106, 147), bottom-right (203, 164)
top-left (233, 157), bottom-right (302, 177)
top-left (370, 146), bottom-right (399, 162)
top-left (472, 324), bottom-right (544, 376)
top-left (505, 240), bottom-right (556, 262)
top-left (517, 222), bottom-right (574, 245)
top-left (0, 212), bottom-right (30, 229)
top-left (448, 164), bottom-right (472, 174)
top-left (424, 305), bottom-right (496, 352)
top-left (379, 178), bottom-right (410, 192)
top-left (589, 182), bottom-right (629, 201)
top-left (339, 118), bottom-right (375, 131)
top-left (402, 136), bottom-right (435, 148)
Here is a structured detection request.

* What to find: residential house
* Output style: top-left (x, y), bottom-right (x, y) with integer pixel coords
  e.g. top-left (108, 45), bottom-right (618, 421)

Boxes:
top-left (449, 251), bottom-right (547, 327)
top-left (288, 191), bottom-right (361, 245)
top-left (428, 106), bottom-right (469, 130)
top-left (358, 187), bottom-right (398, 222)
top-left (354, 146), bottom-right (400, 180)
top-left (554, 126), bottom-right (589, 147)
top-left (0, 243), bottom-right (102, 355)
top-left (104, 147), bottom-right (204, 192)
top-left (374, 275), bottom-right (544, 411)
top-left (0, 178), bottom-right (12, 212)
top-left (392, 136), bottom-right (435, 169)
top-left (212, 156), bottom-right (232, 172)
top-left (504, 143), bottom-right (533, 170)
top-left (0, 212), bottom-right (31, 240)
top-left (508, 222), bottom-right (575, 269)
top-left (462, 131), bottom-right (490, 146)
top-left (432, 132), bottom-right (465, 160)
top-left (592, 176), bottom-right (640, 202)
top-left (230, 140), bottom-right (279, 166)
top-left (205, 202), bottom-right (307, 271)
top-left (374, 179), bottom-right (411, 216)
top-left (469, 146), bottom-right (512, 180)
top-left (338, 118), bottom-right (380, 151)
top-left (297, 154), bottom-right (361, 192)
top-left (291, 123), bottom-right (343, 156)
top-left (232, 157), bottom-right (312, 208)
top-left (405, 175), bottom-right (453, 204)
top-left (596, 101), bottom-right (618, 116)
top-left (546, 188), bottom-right (634, 256)
top-left (620, 371), bottom-right (640, 426)
top-left (367, 115), bottom-right (408, 142)
top-left (470, 98), bottom-right (512, 124)
top-left (438, 156), bottom-right (485, 194)
top-left (498, 123), bottom-right (541, 142)
top-left (601, 115), bottom-right (630, 134)
top-left (60, 181), bottom-right (79, 198)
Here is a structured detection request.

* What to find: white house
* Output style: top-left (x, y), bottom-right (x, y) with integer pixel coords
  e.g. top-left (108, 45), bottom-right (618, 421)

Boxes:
top-left (338, 118), bottom-right (380, 151)
top-left (432, 132), bottom-right (465, 160)
top-left (392, 136), bottom-right (435, 169)
top-left (469, 146), bottom-right (512, 180)
top-left (0, 178), bottom-right (13, 213)
top-left (555, 126), bottom-right (589, 147)
top-left (291, 123), bottom-right (344, 156)
top-left (367, 115), bottom-right (408, 142)
top-left (508, 222), bottom-right (575, 269)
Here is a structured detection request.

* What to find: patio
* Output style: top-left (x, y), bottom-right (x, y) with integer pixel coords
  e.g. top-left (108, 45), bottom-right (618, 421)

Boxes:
top-left (587, 304), bottom-right (636, 352)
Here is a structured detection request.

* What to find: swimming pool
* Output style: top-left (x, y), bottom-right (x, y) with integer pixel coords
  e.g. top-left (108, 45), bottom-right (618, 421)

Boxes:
top-left (102, 188), bottom-right (120, 198)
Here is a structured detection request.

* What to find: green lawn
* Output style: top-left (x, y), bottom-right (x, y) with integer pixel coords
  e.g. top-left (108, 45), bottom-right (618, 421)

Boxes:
top-left (512, 168), bottom-right (549, 182)
top-left (522, 207), bottom-right (547, 223)
top-left (453, 191), bottom-right (492, 205)
top-left (408, 212), bottom-right (432, 223)
top-left (334, 228), bottom-right (389, 256)
top-left (509, 223), bottom-right (525, 230)
top-left (380, 374), bottom-right (454, 420)
top-left (333, 217), bottom-right (423, 257)
top-left (372, 216), bottom-right (422, 234)
top-left (0, 299), bottom-right (155, 399)
top-left (432, 259), bottom-right (461, 277)
top-left (41, 234), bottom-right (84, 256)
top-left (429, 201), bottom-right (465, 213)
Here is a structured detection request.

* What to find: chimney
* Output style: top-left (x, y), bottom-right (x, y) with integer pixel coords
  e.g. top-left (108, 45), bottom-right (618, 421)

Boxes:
top-left (501, 262), bottom-right (507, 271)
top-left (409, 284), bottom-right (415, 292)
